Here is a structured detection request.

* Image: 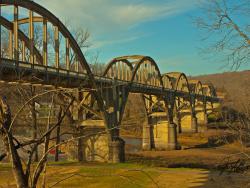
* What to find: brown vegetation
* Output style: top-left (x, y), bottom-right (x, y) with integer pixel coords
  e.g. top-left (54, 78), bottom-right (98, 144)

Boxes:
top-left (193, 70), bottom-right (250, 111)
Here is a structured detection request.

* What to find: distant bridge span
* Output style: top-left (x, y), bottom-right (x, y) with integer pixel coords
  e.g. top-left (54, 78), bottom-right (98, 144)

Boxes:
top-left (0, 0), bottom-right (220, 163)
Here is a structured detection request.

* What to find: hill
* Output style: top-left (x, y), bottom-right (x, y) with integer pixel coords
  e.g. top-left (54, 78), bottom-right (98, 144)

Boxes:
top-left (192, 70), bottom-right (250, 111)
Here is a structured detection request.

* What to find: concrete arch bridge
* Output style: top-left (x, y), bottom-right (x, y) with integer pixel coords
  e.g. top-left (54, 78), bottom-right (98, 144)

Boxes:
top-left (0, 0), bottom-right (220, 163)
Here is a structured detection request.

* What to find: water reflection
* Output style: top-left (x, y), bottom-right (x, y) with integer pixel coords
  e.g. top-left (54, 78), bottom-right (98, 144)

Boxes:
top-left (122, 137), bottom-right (142, 153)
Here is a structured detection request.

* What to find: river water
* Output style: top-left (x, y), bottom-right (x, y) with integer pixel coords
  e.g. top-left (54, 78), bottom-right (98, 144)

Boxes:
top-left (122, 137), bottom-right (142, 153)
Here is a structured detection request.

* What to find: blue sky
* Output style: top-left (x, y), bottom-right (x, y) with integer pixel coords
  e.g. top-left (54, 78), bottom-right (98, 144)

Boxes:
top-left (18, 0), bottom-right (250, 75)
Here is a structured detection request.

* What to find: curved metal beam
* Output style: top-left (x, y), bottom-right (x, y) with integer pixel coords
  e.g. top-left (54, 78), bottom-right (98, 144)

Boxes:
top-left (131, 56), bottom-right (164, 87)
top-left (1, 0), bottom-right (93, 77)
top-left (189, 80), bottom-right (203, 95)
top-left (203, 83), bottom-right (217, 97)
top-left (0, 16), bottom-right (43, 64)
top-left (102, 58), bottom-right (133, 77)
top-left (167, 72), bottom-right (191, 93)
top-left (0, 0), bottom-right (106, 128)
top-left (161, 74), bottom-right (174, 89)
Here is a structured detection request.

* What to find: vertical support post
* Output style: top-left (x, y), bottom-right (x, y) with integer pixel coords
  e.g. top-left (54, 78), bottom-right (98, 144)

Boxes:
top-left (168, 116), bottom-right (178, 149)
top-left (149, 64), bottom-right (152, 85)
top-left (22, 41), bottom-right (25, 61)
top-left (121, 86), bottom-right (128, 118)
top-left (166, 94), bottom-right (179, 150)
top-left (126, 68), bottom-right (129, 81)
top-left (203, 99), bottom-right (208, 124)
top-left (54, 25), bottom-right (59, 69)
top-left (0, 5), bottom-right (1, 59)
top-left (108, 69), bottom-right (111, 78)
top-left (142, 116), bottom-right (152, 150)
top-left (174, 113), bottom-right (182, 134)
top-left (108, 79), bottom-right (125, 163)
top-left (109, 138), bottom-right (125, 163)
top-left (191, 113), bottom-right (198, 133)
top-left (65, 38), bottom-right (69, 70)
top-left (112, 79), bottom-right (118, 140)
top-left (139, 68), bottom-right (142, 83)
top-left (13, 5), bottom-right (19, 61)
top-left (77, 126), bottom-right (84, 162)
top-left (204, 113), bottom-right (208, 124)
top-left (191, 95), bottom-right (198, 133)
top-left (121, 62), bottom-right (124, 80)
top-left (113, 66), bottom-right (117, 78)
top-left (77, 90), bottom-right (84, 162)
top-left (75, 57), bottom-right (79, 72)
top-left (117, 62), bottom-right (121, 79)
top-left (43, 18), bottom-right (47, 66)
top-left (8, 30), bottom-right (13, 59)
top-left (29, 10), bottom-right (34, 65)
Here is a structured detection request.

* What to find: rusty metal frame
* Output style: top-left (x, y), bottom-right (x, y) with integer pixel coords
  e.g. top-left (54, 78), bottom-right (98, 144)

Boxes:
top-left (0, 16), bottom-right (43, 63)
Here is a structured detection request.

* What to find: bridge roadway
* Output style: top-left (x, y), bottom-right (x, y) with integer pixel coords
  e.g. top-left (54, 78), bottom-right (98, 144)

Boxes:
top-left (0, 58), bottom-right (219, 103)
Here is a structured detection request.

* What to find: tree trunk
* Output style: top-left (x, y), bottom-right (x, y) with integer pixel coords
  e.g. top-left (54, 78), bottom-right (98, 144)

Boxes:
top-left (31, 86), bottom-right (38, 162)
top-left (0, 97), bottom-right (29, 187)
top-left (55, 107), bottom-right (62, 162)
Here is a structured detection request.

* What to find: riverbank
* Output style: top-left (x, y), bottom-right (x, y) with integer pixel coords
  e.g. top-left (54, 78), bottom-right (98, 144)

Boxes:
top-left (1, 162), bottom-right (249, 188)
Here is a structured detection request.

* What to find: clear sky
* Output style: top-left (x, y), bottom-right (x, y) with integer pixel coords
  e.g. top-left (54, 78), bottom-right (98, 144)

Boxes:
top-left (31, 0), bottom-right (250, 75)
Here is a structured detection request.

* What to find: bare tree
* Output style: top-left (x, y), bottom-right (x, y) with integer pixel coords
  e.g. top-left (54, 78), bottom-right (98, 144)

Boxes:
top-left (0, 87), bottom-right (75, 188)
top-left (195, 0), bottom-right (250, 69)
top-left (195, 1), bottom-right (250, 171)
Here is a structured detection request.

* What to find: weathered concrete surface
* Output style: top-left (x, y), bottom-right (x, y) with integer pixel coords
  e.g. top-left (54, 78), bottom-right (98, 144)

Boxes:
top-left (80, 120), bottom-right (109, 162)
top-left (181, 113), bottom-right (192, 132)
top-left (80, 120), bottom-right (125, 163)
top-left (78, 102), bottom-right (221, 162)
top-left (152, 120), bottom-right (169, 150)
top-left (196, 111), bottom-right (206, 124)
top-left (82, 128), bottom-right (109, 162)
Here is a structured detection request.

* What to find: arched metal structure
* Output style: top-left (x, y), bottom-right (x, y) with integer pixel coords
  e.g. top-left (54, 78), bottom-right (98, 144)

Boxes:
top-left (189, 80), bottom-right (203, 95)
top-left (162, 74), bottom-right (174, 90)
top-left (189, 80), bottom-right (208, 125)
top-left (0, 1), bottom-right (220, 163)
top-left (130, 56), bottom-right (163, 87)
top-left (203, 83), bottom-right (216, 117)
top-left (203, 83), bottom-right (217, 97)
top-left (166, 72), bottom-right (192, 111)
top-left (0, 0), bottom-right (106, 129)
top-left (103, 58), bottom-right (133, 81)
top-left (0, 0), bottom-right (93, 74)
top-left (0, 16), bottom-right (43, 63)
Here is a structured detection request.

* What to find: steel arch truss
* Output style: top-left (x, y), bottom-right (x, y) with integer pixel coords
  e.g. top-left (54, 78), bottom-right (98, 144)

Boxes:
top-left (0, 0), bottom-right (106, 127)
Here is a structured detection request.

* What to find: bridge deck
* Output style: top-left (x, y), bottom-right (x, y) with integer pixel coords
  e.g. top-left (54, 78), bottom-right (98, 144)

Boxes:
top-left (0, 58), bottom-right (219, 102)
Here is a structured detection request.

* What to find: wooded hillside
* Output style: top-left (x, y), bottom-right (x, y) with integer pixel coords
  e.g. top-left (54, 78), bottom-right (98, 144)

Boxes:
top-left (193, 70), bottom-right (250, 111)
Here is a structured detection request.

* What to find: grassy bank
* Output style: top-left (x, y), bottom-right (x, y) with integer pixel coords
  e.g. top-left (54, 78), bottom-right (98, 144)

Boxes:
top-left (1, 161), bottom-right (250, 188)
top-left (0, 162), bottom-right (213, 188)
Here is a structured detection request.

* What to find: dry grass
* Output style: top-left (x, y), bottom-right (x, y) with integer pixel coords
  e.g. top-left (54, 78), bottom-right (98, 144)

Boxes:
top-left (1, 162), bottom-right (249, 188)
top-left (1, 129), bottom-right (250, 188)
